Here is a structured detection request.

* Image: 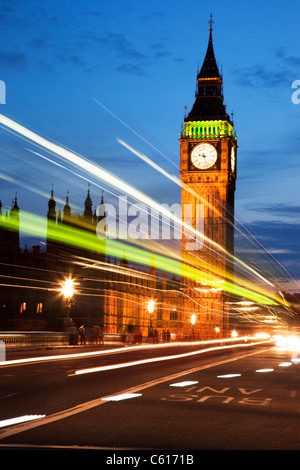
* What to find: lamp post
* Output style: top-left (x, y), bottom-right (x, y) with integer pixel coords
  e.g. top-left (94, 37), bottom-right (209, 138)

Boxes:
top-left (148, 299), bottom-right (155, 329)
top-left (191, 314), bottom-right (196, 340)
top-left (62, 278), bottom-right (75, 323)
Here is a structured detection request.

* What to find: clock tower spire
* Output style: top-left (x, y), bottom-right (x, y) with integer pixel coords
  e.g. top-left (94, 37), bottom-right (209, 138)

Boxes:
top-left (187, 16), bottom-right (228, 122)
top-left (180, 18), bottom-right (237, 339)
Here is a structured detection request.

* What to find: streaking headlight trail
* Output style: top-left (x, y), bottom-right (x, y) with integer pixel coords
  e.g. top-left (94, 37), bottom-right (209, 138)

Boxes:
top-left (0, 209), bottom-right (281, 306)
top-left (117, 138), bottom-right (275, 290)
top-left (0, 113), bottom-right (288, 306)
top-left (71, 338), bottom-right (273, 376)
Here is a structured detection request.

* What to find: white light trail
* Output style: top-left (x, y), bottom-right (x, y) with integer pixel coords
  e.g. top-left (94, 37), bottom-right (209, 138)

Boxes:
top-left (93, 98), bottom-right (177, 169)
top-left (0, 113), bottom-right (281, 301)
top-left (96, 99), bottom-right (298, 294)
top-left (117, 138), bottom-right (276, 290)
top-left (0, 114), bottom-right (203, 245)
top-left (118, 139), bottom-right (180, 187)
top-left (0, 338), bottom-right (251, 368)
top-left (72, 339), bottom-right (273, 376)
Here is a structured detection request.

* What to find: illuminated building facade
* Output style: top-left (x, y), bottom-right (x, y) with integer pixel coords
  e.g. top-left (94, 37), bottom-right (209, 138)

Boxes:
top-left (180, 19), bottom-right (237, 338)
top-left (0, 190), bottom-right (187, 337)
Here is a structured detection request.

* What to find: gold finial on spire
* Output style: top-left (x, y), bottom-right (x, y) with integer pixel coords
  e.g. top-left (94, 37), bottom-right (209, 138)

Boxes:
top-left (208, 13), bottom-right (214, 32)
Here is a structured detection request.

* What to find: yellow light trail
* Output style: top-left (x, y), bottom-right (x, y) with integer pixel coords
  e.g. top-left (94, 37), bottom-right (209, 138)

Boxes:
top-left (77, 249), bottom-right (288, 320)
top-left (0, 256), bottom-right (226, 320)
top-left (0, 113), bottom-right (276, 292)
top-left (0, 210), bottom-right (282, 305)
top-left (0, 113), bottom-right (287, 306)
top-left (74, 257), bottom-right (227, 317)
top-left (0, 114), bottom-right (192, 233)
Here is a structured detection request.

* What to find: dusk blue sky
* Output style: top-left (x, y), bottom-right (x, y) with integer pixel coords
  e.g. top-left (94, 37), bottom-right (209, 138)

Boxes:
top-left (1, 0), bottom-right (300, 287)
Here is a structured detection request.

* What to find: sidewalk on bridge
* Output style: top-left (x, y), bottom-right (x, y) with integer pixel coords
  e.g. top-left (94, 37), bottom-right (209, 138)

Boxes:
top-left (0, 331), bottom-right (127, 355)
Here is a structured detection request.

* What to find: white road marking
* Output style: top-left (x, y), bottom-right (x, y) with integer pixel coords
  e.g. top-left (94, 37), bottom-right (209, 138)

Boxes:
top-left (169, 381), bottom-right (199, 387)
top-left (217, 374), bottom-right (241, 378)
top-left (102, 393), bottom-right (142, 402)
top-left (0, 415), bottom-right (45, 428)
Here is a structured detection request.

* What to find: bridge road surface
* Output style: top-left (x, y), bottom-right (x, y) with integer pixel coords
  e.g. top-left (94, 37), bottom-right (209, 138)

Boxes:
top-left (0, 341), bottom-right (300, 452)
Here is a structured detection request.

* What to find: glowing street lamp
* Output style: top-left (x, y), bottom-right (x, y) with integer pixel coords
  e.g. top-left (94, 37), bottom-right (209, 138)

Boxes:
top-left (62, 278), bottom-right (74, 299)
top-left (148, 300), bottom-right (155, 314)
top-left (147, 299), bottom-right (155, 329)
top-left (61, 277), bottom-right (75, 322)
top-left (190, 314), bottom-right (196, 339)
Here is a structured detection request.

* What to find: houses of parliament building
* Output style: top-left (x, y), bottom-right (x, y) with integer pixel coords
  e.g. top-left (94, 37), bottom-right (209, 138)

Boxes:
top-left (0, 22), bottom-right (237, 339)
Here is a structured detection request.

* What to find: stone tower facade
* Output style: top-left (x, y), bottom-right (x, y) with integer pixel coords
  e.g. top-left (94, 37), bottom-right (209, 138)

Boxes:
top-left (180, 18), bottom-right (237, 338)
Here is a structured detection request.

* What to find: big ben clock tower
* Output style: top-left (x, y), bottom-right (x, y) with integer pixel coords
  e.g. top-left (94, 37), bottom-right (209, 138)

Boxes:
top-left (180, 17), bottom-right (237, 339)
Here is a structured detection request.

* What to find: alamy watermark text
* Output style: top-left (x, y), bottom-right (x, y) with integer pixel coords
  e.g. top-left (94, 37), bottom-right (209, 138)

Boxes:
top-left (292, 80), bottom-right (300, 104)
top-left (96, 196), bottom-right (205, 251)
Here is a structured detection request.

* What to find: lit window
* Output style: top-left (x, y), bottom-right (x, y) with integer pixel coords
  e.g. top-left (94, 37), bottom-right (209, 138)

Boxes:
top-left (36, 302), bottom-right (43, 313)
top-left (170, 309), bottom-right (177, 321)
top-left (20, 302), bottom-right (26, 313)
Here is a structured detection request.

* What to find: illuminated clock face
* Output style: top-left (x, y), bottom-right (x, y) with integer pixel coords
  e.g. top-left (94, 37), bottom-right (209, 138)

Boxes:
top-left (231, 147), bottom-right (236, 172)
top-left (191, 143), bottom-right (217, 170)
